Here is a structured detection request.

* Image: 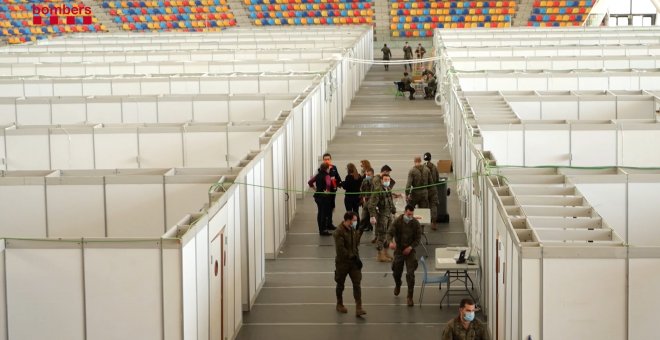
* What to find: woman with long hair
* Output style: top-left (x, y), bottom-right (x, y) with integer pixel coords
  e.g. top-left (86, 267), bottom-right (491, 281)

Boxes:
top-left (343, 163), bottom-right (362, 213)
top-left (308, 162), bottom-right (334, 236)
top-left (359, 160), bottom-right (372, 177)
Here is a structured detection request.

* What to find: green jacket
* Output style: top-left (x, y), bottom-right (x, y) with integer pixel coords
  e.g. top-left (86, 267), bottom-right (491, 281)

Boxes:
top-left (441, 317), bottom-right (490, 340)
top-left (425, 161), bottom-right (440, 197)
top-left (333, 224), bottom-right (360, 263)
top-left (405, 165), bottom-right (430, 196)
top-left (368, 187), bottom-right (396, 217)
top-left (386, 215), bottom-right (421, 252)
top-left (360, 176), bottom-right (374, 202)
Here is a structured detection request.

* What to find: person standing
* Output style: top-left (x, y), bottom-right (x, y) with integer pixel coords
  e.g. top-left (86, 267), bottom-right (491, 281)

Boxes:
top-left (368, 173), bottom-right (396, 262)
top-left (401, 72), bottom-right (415, 100)
top-left (333, 211), bottom-right (367, 317)
top-left (403, 41), bottom-right (413, 72)
top-left (441, 298), bottom-right (490, 340)
top-left (359, 167), bottom-right (375, 233)
top-left (415, 43), bottom-right (426, 59)
top-left (323, 153), bottom-right (342, 229)
top-left (424, 152), bottom-right (440, 230)
top-left (381, 44), bottom-right (392, 71)
top-left (343, 163), bottom-right (361, 214)
top-left (405, 156), bottom-right (430, 208)
top-left (359, 159), bottom-right (372, 177)
top-left (387, 204), bottom-right (422, 306)
top-left (308, 163), bottom-right (334, 236)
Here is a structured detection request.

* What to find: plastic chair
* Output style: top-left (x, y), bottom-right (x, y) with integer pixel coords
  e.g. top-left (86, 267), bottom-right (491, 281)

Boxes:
top-left (419, 256), bottom-right (449, 307)
top-left (394, 81), bottom-right (405, 98)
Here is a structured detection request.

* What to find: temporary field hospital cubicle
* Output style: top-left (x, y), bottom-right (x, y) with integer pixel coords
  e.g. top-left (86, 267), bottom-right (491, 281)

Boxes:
top-left (0, 27), bottom-right (373, 340)
top-left (435, 27), bottom-right (660, 340)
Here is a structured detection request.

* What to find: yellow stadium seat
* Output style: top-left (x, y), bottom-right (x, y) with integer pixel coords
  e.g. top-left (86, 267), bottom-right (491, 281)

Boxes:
top-left (457, 2), bottom-right (463, 8)
top-left (314, 18), bottom-right (320, 24)
top-left (413, 30), bottom-right (419, 37)
top-left (404, 23), bottom-right (410, 30)
top-left (392, 31), bottom-right (399, 37)
top-left (274, 18), bottom-right (280, 24)
top-left (424, 23), bottom-right (431, 30)
top-left (496, 1), bottom-right (502, 7)
top-left (560, 1), bottom-right (566, 6)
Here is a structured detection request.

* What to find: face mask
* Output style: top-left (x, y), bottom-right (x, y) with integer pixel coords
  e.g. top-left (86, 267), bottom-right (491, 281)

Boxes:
top-left (383, 181), bottom-right (390, 187)
top-left (463, 311), bottom-right (475, 322)
top-left (365, 175), bottom-right (372, 180)
top-left (403, 215), bottom-right (412, 223)
top-left (351, 221), bottom-right (357, 228)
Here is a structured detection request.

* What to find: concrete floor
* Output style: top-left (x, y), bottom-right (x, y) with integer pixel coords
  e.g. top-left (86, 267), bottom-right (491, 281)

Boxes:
top-left (236, 65), bottom-right (477, 340)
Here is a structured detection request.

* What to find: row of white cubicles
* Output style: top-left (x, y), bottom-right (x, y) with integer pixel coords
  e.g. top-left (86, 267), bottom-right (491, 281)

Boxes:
top-left (0, 27), bottom-right (373, 340)
top-left (435, 27), bottom-right (660, 340)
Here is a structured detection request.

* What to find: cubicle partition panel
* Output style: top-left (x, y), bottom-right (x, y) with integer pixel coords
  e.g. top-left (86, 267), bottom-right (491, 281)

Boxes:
top-left (0, 73), bottom-right (319, 98)
top-left (0, 240), bottom-right (5, 340)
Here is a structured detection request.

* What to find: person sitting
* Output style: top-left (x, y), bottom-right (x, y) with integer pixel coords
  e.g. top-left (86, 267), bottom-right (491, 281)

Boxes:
top-left (424, 75), bottom-right (437, 100)
top-left (401, 72), bottom-right (415, 100)
top-left (422, 68), bottom-right (434, 79)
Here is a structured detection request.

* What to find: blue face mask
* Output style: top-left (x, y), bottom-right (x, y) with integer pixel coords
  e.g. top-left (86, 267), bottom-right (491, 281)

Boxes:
top-left (383, 181), bottom-right (390, 188)
top-left (463, 311), bottom-right (475, 322)
top-left (351, 221), bottom-right (357, 228)
top-left (403, 215), bottom-right (412, 223)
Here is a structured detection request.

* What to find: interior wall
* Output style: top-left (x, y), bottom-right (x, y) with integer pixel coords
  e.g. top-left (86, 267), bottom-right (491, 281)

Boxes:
top-left (628, 258), bottom-right (660, 339)
top-left (628, 178), bottom-right (660, 246)
top-left (0, 240), bottom-right (7, 340)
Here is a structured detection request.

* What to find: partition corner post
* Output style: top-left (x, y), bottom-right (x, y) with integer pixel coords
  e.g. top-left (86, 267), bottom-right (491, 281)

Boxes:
top-left (81, 240), bottom-right (88, 340)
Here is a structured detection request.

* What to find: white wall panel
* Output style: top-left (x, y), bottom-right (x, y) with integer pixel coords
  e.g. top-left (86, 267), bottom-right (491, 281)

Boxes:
top-left (196, 224), bottom-right (210, 340)
top-left (84, 247), bottom-right (162, 340)
top-left (139, 132), bottom-right (184, 168)
top-left (228, 132), bottom-right (261, 165)
top-left (570, 130), bottom-right (616, 166)
top-left (52, 101), bottom-right (87, 124)
top-left (629, 258), bottom-right (660, 339)
top-left (165, 183), bottom-right (211, 228)
top-left (572, 181), bottom-right (627, 242)
top-left (0, 184), bottom-right (46, 238)
top-left (628, 181), bottom-right (660, 246)
top-left (0, 100), bottom-right (15, 125)
top-left (182, 238), bottom-right (198, 340)
top-left (16, 101), bottom-right (50, 125)
top-left (620, 130), bottom-right (660, 167)
top-left (87, 101), bottom-right (123, 124)
top-left (94, 132), bottom-right (139, 169)
top-left (524, 129), bottom-right (570, 166)
top-left (6, 248), bottom-right (84, 340)
top-left (47, 184), bottom-right (105, 237)
top-left (229, 100), bottom-right (264, 121)
top-left (193, 100), bottom-right (229, 122)
top-left (481, 129), bottom-right (524, 166)
top-left (158, 99), bottom-right (192, 123)
top-left (541, 101), bottom-right (578, 120)
top-left (0, 243), bottom-right (6, 340)
top-left (6, 133), bottom-right (50, 170)
top-left (50, 133), bottom-right (95, 169)
top-left (521, 259), bottom-right (540, 340)
top-left (162, 246), bottom-right (183, 340)
top-left (509, 101), bottom-right (540, 120)
top-left (106, 183), bottom-right (165, 237)
top-left (579, 100), bottom-right (616, 120)
top-left (184, 132), bottom-right (228, 168)
top-left (543, 259), bottom-right (626, 340)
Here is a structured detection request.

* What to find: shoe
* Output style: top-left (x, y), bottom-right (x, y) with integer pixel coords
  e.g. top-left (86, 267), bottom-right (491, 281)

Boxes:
top-left (431, 223), bottom-right (438, 231)
top-left (336, 303), bottom-right (348, 314)
top-left (407, 296), bottom-right (414, 307)
top-left (377, 249), bottom-right (391, 263)
top-left (355, 300), bottom-right (367, 317)
top-left (394, 285), bottom-right (401, 296)
top-left (326, 225), bottom-right (337, 231)
top-left (409, 97), bottom-right (415, 100)
top-left (384, 249), bottom-right (393, 260)
top-left (371, 237), bottom-right (377, 244)
top-left (320, 231), bottom-right (332, 236)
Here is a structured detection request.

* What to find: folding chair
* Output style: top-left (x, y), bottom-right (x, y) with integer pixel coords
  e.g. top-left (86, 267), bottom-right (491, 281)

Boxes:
top-left (419, 256), bottom-right (448, 307)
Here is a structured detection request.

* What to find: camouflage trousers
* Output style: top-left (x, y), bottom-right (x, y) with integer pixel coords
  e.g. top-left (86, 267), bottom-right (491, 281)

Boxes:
top-left (375, 213), bottom-right (393, 251)
top-left (392, 250), bottom-right (418, 295)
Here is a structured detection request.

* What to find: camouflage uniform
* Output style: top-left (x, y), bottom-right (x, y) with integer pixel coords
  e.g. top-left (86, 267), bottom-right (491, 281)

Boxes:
top-left (371, 173), bottom-right (396, 190)
top-left (425, 161), bottom-right (440, 224)
top-left (441, 317), bottom-right (491, 340)
top-left (333, 223), bottom-right (362, 304)
top-left (386, 215), bottom-right (422, 296)
top-left (368, 186), bottom-right (396, 251)
top-left (359, 176), bottom-right (374, 231)
top-left (406, 165), bottom-right (430, 208)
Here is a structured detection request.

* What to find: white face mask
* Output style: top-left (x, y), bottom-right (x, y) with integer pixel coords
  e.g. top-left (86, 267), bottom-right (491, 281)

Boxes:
top-left (383, 181), bottom-right (390, 188)
top-left (351, 221), bottom-right (357, 228)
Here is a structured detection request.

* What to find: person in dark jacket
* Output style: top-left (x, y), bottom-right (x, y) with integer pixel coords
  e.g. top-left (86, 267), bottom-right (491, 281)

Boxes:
top-left (333, 211), bottom-right (366, 317)
top-left (381, 44), bottom-right (392, 71)
top-left (387, 204), bottom-right (422, 306)
top-left (359, 167), bottom-right (375, 233)
top-left (442, 298), bottom-right (490, 340)
top-left (343, 163), bottom-right (362, 214)
top-left (308, 162), bottom-right (334, 236)
top-left (323, 153), bottom-right (342, 228)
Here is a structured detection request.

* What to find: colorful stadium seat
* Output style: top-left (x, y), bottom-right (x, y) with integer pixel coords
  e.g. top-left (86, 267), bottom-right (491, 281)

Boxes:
top-left (528, 0), bottom-right (592, 26)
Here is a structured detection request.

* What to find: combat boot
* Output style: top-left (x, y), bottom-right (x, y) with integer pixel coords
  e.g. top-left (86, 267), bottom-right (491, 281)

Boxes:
top-left (393, 285), bottom-right (401, 296)
top-left (336, 298), bottom-right (348, 314)
top-left (407, 291), bottom-right (414, 307)
top-left (431, 223), bottom-right (438, 231)
top-left (384, 249), bottom-right (393, 260)
top-left (355, 300), bottom-right (367, 317)
top-left (377, 249), bottom-right (390, 262)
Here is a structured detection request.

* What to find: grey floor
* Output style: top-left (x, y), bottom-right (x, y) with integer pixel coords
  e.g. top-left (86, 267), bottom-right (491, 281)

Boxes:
top-left (236, 65), bottom-right (475, 340)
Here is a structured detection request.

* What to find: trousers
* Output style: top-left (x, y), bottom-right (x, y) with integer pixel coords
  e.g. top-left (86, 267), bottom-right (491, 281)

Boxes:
top-left (392, 250), bottom-right (418, 294)
top-left (335, 261), bottom-right (362, 301)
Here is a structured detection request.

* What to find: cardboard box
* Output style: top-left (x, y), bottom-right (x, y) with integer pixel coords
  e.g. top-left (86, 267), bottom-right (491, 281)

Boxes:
top-left (437, 159), bottom-right (452, 173)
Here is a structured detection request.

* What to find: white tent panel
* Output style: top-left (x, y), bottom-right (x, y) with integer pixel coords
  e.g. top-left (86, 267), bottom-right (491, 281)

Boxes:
top-left (46, 184), bottom-right (105, 237)
top-left (524, 129), bottom-right (570, 166)
top-left (0, 184), bottom-right (46, 237)
top-left (87, 100), bottom-right (123, 124)
top-left (620, 129), bottom-right (660, 167)
top-left (83, 80), bottom-right (112, 96)
top-left (570, 130), bottom-right (617, 166)
top-left (162, 245), bottom-right (183, 340)
top-left (572, 181), bottom-right (627, 242)
top-left (541, 101), bottom-right (578, 120)
top-left (184, 131), bottom-right (228, 168)
top-left (193, 99), bottom-right (229, 122)
top-left (165, 183), bottom-right (212, 229)
top-left (94, 132), bottom-right (139, 169)
top-left (578, 100), bottom-right (616, 120)
top-left (6, 248), bottom-right (85, 340)
top-left (182, 238), bottom-right (198, 340)
top-left (158, 99), bottom-right (193, 123)
top-left (521, 259), bottom-right (541, 340)
top-left (170, 78), bottom-right (200, 94)
top-left (84, 247), bottom-right (162, 340)
top-left (228, 132), bottom-right (261, 164)
top-left (509, 101), bottom-right (540, 120)
top-left (0, 99), bottom-right (15, 125)
top-left (195, 224), bottom-right (210, 340)
top-left (543, 259), bottom-right (626, 340)
top-left (121, 100), bottom-right (158, 123)
top-left (0, 242), bottom-right (5, 340)
top-left (481, 129), bottom-right (524, 166)
top-left (140, 79), bottom-right (171, 96)
top-left (139, 131), bottom-right (184, 168)
top-left (16, 100), bottom-right (50, 125)
top-left (629, 258), bottom-right (660, 339)
top-left (52, 100), bottom-right (87, 124)
top-left (105, 183), bottom-right (165, 237)
top-left (200, 78), bottom-right (229, 94)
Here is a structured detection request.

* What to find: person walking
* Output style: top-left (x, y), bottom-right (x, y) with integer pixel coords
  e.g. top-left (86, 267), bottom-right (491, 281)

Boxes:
top-left (368, 173), bottom-right (396, 262)
top-left (333, 211), bottom-right (367, 317)
top-left (423, 152), bottom-right (440, 230)
top-left (403, 41), bottom-right (413, 72)
top-left (308, 163), bottom-right (335, 236)
top-left (360, 167), bottom-right (375, 233)
top-left (441, 298), bottom-right (490, 340)
top-left (343, 163), bottom-right (362, 214)
top-left (381, 44), bottom-right (392, 71)
top-left (387, 204), bottom-right (422, 306)
top-left (405, 156), bottom-right (430, 208)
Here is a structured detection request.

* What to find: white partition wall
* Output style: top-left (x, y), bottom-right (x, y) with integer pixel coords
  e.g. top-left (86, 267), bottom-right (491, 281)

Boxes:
top-left (0, 26), bottom-right (372, 340)
top-left (436, 27), bottom-right (660, 340)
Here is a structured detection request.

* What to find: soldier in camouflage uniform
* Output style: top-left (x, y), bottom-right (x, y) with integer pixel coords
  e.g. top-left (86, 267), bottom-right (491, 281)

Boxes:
top-left (387, 204), bottom-right (422, 306)
top-left (333, 211), bottom-right (366, 317)
top-left (368, 173), bottom-right (396, 262)
top-left (424, 152), bottom-right (440, 230)
top-left (442, 298), bottom-right (490, 340)
top-left (405, 156), bottom-right (430, 209)
top-left (359, 168), bottom-right (375, 234)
